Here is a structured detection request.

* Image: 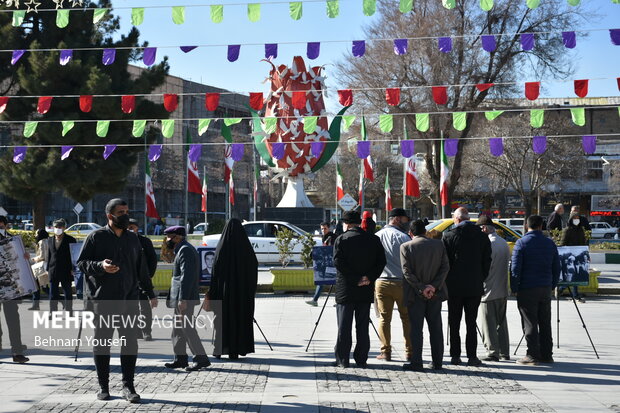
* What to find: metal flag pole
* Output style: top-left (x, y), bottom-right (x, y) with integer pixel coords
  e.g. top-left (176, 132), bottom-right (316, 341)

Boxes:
top-left (440, 130), bottom-right (445, 220)
top-left (403, 157), bottom-right (407, 210)
top-left (144, 150), bottom-right (148, 236)
top-left (184, 127), bottom-right (190, 229)
top-left (203, 165), bottom-right (208, 231)
top-left (361, 160), bottom-right (365, 213)
top-left (253, 146), bottom-right (258, 221)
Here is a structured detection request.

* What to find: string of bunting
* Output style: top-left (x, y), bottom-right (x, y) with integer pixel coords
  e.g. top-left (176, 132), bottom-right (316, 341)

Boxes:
top-left (4, 0), bottom-right (620, 26)
top-left (4, 28), bottom-right (620, 65)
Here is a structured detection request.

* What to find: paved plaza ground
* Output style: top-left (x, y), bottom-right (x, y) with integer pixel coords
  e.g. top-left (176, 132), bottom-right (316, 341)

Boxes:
top-left (0, 265), bottom-right (619, 413)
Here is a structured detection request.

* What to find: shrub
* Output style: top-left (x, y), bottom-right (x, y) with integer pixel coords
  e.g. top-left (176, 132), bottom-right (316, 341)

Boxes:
top-left (8, 230), bottom-right (37, 249)
top-left (299, 233), bottom-right (316, 269)
top-left (275, 227), bottom-right (295, 268)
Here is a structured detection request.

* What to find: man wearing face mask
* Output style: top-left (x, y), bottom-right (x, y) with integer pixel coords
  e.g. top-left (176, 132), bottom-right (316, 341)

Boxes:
top-left (374, 208), bottom-right (413, 362)
top-left (163, 226), bottom-right (210, 371)
top-left (46, 219), bottom-right (77, 316)
top-left (77, 199), bottom-right (157, 403)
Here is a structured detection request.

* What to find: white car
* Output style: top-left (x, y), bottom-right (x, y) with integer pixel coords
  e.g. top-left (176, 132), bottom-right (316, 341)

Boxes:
top-left (589, 222), bottom-right (617, 239)
top-left (202, 221), bottom-right (321, 264)
top-left (193, 223), bottom-right (208, 234)
top-left (65, 222), bottom-right (102, 236)
top-left (497, 218), bottom-right (525, 235)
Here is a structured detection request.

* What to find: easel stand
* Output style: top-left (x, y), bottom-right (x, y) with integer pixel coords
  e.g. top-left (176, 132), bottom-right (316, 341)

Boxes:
top-left (197, 307), bottom-right (274, 352)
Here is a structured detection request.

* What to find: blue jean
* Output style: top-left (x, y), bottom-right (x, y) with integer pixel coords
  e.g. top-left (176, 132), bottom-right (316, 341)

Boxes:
top-left (50, 279), bottom-right (73, 312)
top-left (312, 285), bottom-right (322, 302)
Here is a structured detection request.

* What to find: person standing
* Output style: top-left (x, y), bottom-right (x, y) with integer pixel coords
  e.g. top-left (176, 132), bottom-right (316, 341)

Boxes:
top-left (511, 215), bottom-right (560, 365)
top-left (442, 208), bottom-right (491, 367)
top-left (400, 220), bottom-right (449, 371)
top-left (306, 222), bottom-right (338, 307)
top-left (332, 211), bottom-right (386, 368)
top-left (28, 228), bottom-right (50, 311)
top-left (476, 216), bottom-right (511, 362)
top-left (47, 219), bottom-right (77, 316)
top-left (202, 219), bottom-right (258, 360)
top-left (127, 219), bottom-right (158, 340)
top-left (374, 208), bottom-right (412, 361)
top-left (559, 212), bottom-right (588, 303)
top-left (77, 199), bottom-right (157, 403)
top-left (361, 211), bottom-right (377, 234)
top-left (570, 206), bottom-right (591, 231)
top-left (547, 204), bottom-right (565, 232)
top-left (163, 226), bottom-right (210, 371)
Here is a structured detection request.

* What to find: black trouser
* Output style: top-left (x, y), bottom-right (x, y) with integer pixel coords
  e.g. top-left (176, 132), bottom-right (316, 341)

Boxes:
top-left (138, 291), bottom-right (153, 336)
top-left (49, 279), bottom-right (73, 312)
top-left (335, 302), bottom-right (370, 365)
top-left (171, 304), bottom-right (209, 364)
top-left (407, 298), bottom-right (444, 366)
top-left (448, 295), bottom-right (482, 359)
top-left (517, 286), bottom-right (553, 360)
top-left (0, 301), bottom-right (24, 353)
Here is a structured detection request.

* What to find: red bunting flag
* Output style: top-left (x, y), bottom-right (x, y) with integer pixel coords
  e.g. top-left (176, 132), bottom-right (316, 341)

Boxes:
top-left (0, 97), bottom-right (8, 113)
top-left (525, 82), bottom-right (540, 101)
top-left (617, 77), bottom-right (620, 91)
top-left (385, 88), bottom-right (400, 106)
top-left (205, 93), bottom-right (220, 111)
top-left (79, 95), bottom-right (93, 113)
top-left (249, 92), bottom-right (264, 110)
top-left (121, 95), bottom-right (135, 114)
top-left (292, 91), bottom-right (306, 109)
top-left (338, 89), bottom-right (353, 106)
top-left (574, 79), bottom-right (589, 98)
top-left (37, 96), bottom-right (53, 114)
top-left (476, 83), bottom-right (494, 92)
top-left (163, 94), bottom-right (178, 112)
top-left (432, 86), bottom-right (448, 105)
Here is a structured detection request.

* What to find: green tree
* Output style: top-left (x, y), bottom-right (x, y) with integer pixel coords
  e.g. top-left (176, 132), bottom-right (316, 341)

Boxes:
top-left (0, 1), bottom-right (169, 228)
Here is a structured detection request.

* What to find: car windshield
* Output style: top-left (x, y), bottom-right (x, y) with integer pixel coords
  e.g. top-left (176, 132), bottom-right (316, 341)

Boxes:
top-left (425, 221), bottom-right (444, 231)
top-left (284, 223), bottom-right (308, 236)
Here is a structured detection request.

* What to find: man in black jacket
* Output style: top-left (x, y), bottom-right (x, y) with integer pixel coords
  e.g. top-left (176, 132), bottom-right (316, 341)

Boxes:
top-left (77, 199), bottom-right (157, 403)
top-left (547, 204), bottom-right (564, 232)
top-left (128, 219), bottom-right (158, 341)
top-left (47, 219), bottom-right (77, 316)
top-left (333, 211), bottom-right (386, 368)
top-left (442, 208), bottom-right (491, 367)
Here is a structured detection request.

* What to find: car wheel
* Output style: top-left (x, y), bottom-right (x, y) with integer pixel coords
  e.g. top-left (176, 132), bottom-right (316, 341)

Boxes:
top-left (604, 233), bottom-right (613, 239)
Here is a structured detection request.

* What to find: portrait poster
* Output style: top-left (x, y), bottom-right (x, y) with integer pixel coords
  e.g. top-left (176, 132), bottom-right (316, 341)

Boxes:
top-left (557, 246), bottom-right (590, 286)
top-left (0, 236), bottom-right (37, 300)
top-left (197, 247), bottom-right (216, 286)
top-left (312, 245), bottom-right (336, 286)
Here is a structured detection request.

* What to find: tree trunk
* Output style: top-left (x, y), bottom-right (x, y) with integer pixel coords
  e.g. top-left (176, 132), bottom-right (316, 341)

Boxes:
top-left (32, 193), bottom-right (46, 230)
top-left (523, 194), bottom-right (533, 218)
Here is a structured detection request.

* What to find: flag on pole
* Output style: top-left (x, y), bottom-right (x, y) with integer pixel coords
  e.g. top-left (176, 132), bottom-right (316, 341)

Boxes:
top-left (254, 162), bottom-right (259, 205)
top-left (358, 161), bottom-right (364, 202)
top-left (385, 169), bottom-right (392, 212)
top-left (336, 163), bottom-right (345, 201)
top-left (440, 139), bottom-right (450, 207)
top-left (186, 130), bottom-right (202, 194)
top-left (201, 174), bottom-right (208, 212)
top-left (361, 116), bottom-right (374, 182)
top-left (145, 161), bottom-right (159, 219)
top-left (229, 169), bottom-right (235, 206)
top-left (405, 158), bottom-right (420, 197)
top-left (222, 123), bottom-right (235, 181)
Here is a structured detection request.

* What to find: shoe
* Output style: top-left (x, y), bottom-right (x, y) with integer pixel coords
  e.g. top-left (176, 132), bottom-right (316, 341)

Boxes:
top-left (517, 355), bottom-right (539, 365)
top-left (27, 305), bottom-right (39, 311)
top-left (305, 300), bottom-right (318, 307)
top-left (96, 389), bottom-right (110, 401)
top-left (332, 361), bottom-right (350, 368)
top-left (164, 360), bottom-right (189, 369)
top-left (185, 360), bottom-right (211, 371)
top-left (143, 334), bottom-right (153, 341)
top-left (12, 355), bottom-right (29, 363)
top-left (450, 357), bottom-right (462, 366)
top-left (121, 386), bottom-right (140, 403)
top-left (376, 353), bottom-right (391, 361)
top-left (467, 357), bottom-right (483, 367)
top-left (539, 356), bottom-right (554, 364)
top-left (427, 362), bottom-right (443, 370)
top-left (229, 354), bottom-right (239, 360)
top-left (578, 297), bottom-right (586, 303)
top-left (355, 362), bottom-right (368, 369)
top-left (403, 363), bottom-right (424, 372)
top-left (500, 355), bottom-right (511, 361)
top-left (482, 355), bottom-right (499, 362)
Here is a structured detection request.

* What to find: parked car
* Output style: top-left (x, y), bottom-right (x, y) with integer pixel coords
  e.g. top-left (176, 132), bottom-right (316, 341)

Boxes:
top-left (202, 221), bottom-right (321, 264)
top-left (426, 218), bottom-right (521, 251)
top-left (64, 222), bottom-right (102, 237)
top-left (193, 222), bottom-right (208, 234)
top-left (589, 222), bottom-right (617, 239)
top-left (497, 218), bottom-right (525, 235)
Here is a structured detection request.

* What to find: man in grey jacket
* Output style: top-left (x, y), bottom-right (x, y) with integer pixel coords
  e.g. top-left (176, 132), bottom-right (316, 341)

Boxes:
top-left (163, 226), bottom-right (210, 372)
top-left (476, 216), bottom-right (510, 362)
top-left (400, 220), bottom-right (450, 371)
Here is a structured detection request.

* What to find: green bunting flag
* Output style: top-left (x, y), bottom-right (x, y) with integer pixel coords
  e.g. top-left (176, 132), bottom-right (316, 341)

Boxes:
top-left (211, 5), bottom-right (224, 23)
top-left (415, 113), bottom-right (429, 132)
top-left (363, 0), bottom-right (376, 15)
top-left (453, 112), bottom-right (466, 131)
top-left (93, 8), bottom-right (107, 24)
top-left (303, 116), bottom-right (318, 133)
top-left (530, 109), bottom-right (545, 128)
top-left (224, 118), bottom-right (242, 126)
top-left (567, 0), bottom-right (581, 5)
top-left (248, 3), bottom-right (261, 22)
top-left (198, 119), bottom-right (212, 136)
top-left (96, 121), bottom-right (110, 137)
top-left (131, 8), bottom-right (144, 26)
top-left (570, 107), bottom-right (586, 126)
top-left (399, 0), bottom-right (413, 13)
top-left (342, 115), bottom-right (356, 132)
top-left (61, 121), bottom-right (74, 136)
top-left (264, 117), bottom-right (277, 134)
top-left (172, 6), bottom-right (186, 24)
top-left (23, 121), bottom-right (38, 138)
top-left (361, 116), bottom-right (368, 140)
top-left (327, 0), bottom-right (339, 18)
top-left (132, 120), bottom-right (146, 137)
top-left (290, 2), bottom-right (303, 20)
top-left (485, 110), bottom-right (504, 121)
top-left (379, 114), bottom-right (393, 132)
top-left (480, 0), bottom-right (494, 11)
top-left (12, 10), bottom-right (25, 27)
top-left (56, 10), bottom-right (70, 28)
top-left (442, 0), bottom-right (456, 8)
top-left (162, 119), bottom-right (175, 138)
top-left (526, 0), bottom-right (541, 8)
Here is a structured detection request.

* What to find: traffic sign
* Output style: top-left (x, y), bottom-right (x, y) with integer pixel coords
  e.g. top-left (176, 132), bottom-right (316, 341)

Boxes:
top-left (73, 203), bottom-right (84, 215)
top-left (338, 193), bottom-right (358, 211)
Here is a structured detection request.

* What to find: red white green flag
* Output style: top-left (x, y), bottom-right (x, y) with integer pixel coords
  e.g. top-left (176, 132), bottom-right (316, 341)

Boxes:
top-left (358, 161), bottom-right (364, 202)
top-left (186, 130), bottom-right (201, 194)
top-left (229, 169), bottom-right (235, 206)
top-left (385, 169), bottom-right (392, 212)
top-left (201, 174), bottom-right (208, 212)
top-left (440, 139), bottom-right (450, 206)
top-left (360, 117), bottom-right (374, 182)
top-left (405, 158), bottom-right (420, 197)
top-left (145, 161), bottom-right (159, 219)
top-left (336, 163), bottom-right (345, 201)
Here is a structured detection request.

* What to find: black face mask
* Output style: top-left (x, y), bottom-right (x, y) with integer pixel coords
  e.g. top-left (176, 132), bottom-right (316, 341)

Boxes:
top-left (112, 214), bottom-right (130, 230)
top-left (165, 240), bottom-right (176, 250)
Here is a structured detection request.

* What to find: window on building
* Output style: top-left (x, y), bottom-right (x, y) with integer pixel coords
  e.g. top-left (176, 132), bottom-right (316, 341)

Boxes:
top-left (587, 161), bottom-right (603, 181)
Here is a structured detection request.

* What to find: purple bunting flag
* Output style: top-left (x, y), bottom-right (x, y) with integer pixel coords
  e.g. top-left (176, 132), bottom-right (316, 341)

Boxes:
top-left (102, 48), bottom-right (116, 65)
top-left (227, 45), bottom-right (240, 62)
top-left (272, 142), bottom-right (285, 160)
top-left (352, 40), bottom-right (366, 57)
top-left (562, 31), bottom-right (576, 49)
top-left (489, 138), bottom-right (503, 157)
top-left (59, 49), bottom-right (73, 66)
top-left (610, 29), bottom-right (620, 46)
top-left (148, 144), bottom-right (163, 161)
top-left (143, 47), bottom-right (157, 66)
top-left (481, 35), bottom-right (496, 52)
top-left (265, 43), bottom-right (278, 59)
top-left (444, 138), bottom-right (458, 157)
top-left (180, 46), bottom-right (197, 53)
top-left (438, 37), bottom-right (452, 53)
top-left (357, 141), bottom-right (370, 159)
top-left (13, 146), bottom-right (26, 163)
top-left (11, 50), bottom-right (25, 65)
top-left (311, 141), bottom-right (325, 157)
top-left (103, 144), bottom-right (117, 160)
top-left (532, 136), bottom-right (547, 154)
top-left (61, 145), bottom-right (74, 160)
top-left (582, 135), bottom-right (596, 154)
top-left (189, 144), bottom-right (202, 163)
top-left (401, 140), bottom-right (414, 158)
top-left (521, 33), bottom-right (535, 51)
top-left (307, 42), bottom-right (320, 60)
top-left (394, 39), bottom-right (408, 55)
top-left (231, 143), bottom-right (244, 161)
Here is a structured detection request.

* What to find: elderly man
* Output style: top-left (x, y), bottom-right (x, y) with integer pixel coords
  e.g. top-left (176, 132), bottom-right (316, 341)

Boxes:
top-left (476, 216), bottom-right (510, 362)
top-left (547, 204), bottom-right (564, 232)
top-left (442, 207), bottom-right (491, 367)
top-left (374, 208), bottom-right (412, 362)
top-left (163, 226), bottom-right (210, 372)
top-left (333, 210), bottom-right (386, 368)
top-left (47, 219), bottom-right (77, 316)
top-left (401, 220), bottom-right (449, 371)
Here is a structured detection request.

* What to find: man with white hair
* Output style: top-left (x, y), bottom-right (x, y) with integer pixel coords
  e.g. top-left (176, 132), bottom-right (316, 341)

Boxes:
top-left (547, 204), bottom-right (564, 232)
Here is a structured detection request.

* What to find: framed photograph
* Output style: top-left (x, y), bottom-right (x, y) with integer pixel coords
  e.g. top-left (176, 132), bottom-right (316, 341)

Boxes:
top-left (0, 236), bottom-right (37, 300)
top-left (312, 245), bottom-right (336, 286)
top-left (557, 246), bottom-right (590, 286)
top-left (197, 247), bottom-right (216, 286)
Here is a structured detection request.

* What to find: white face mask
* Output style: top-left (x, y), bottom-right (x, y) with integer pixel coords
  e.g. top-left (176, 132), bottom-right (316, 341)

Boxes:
top-left (54, 228), bottom-right (64, 236)
top-left (572, 219), bottom-right (580, 226)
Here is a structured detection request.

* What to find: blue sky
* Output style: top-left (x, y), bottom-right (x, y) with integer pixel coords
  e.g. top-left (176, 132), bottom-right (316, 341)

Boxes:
top-left (112, 0), bottom-right (620, 107)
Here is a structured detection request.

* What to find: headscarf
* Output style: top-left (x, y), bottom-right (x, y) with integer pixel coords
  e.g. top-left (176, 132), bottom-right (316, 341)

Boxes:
top-left (361, 211), bottom-right (376, 233)
top-left (35, 228), bottom-right (49, 242)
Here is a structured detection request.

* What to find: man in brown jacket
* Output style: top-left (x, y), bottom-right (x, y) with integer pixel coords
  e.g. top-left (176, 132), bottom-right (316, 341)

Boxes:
top-left (400, 220), bottom-right (450, 371)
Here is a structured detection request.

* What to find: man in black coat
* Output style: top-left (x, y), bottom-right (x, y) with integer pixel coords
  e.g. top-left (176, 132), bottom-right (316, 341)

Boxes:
top-left (442, 208), bottom-right (492, 367)
top-left (47, 219), bottom-right (77, 315)
top-left (128, 219), bottom-right (158, 341)
top-left (547, 204), bottom-right (564, 232)
top-left (77, 199), bottom-right (157, 403)
top-left (333, 210), bottom-right (386, 368)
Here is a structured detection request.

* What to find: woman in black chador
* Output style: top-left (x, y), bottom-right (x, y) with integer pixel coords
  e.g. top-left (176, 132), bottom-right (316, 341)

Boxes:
top-left (203, 219), bottom-right (258, 359)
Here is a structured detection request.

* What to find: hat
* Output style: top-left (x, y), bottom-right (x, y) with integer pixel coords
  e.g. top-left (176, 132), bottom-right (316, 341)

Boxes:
top-left (164, 225), bottom-right (186, 236)
top-left (53, 218), bottom-right (67, 227)
top-left (476, 215), bottom-right (493, 226)
top-left (388, 208), bottom-right (409, 219)
top-left (342, 211), bottom-right (361, 224)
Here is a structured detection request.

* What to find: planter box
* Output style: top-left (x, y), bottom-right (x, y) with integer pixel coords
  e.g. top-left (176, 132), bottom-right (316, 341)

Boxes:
top-left (580, 270), bottom-right (600, 295)
top-left (270, 268), bottom-right (315, 293)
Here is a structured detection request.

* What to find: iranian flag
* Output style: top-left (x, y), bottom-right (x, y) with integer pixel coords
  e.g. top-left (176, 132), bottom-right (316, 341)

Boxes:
top-left (229, 169), bottom-right (235, 206)
top-left (201, 174), bottom-right (208, 212)
top-left (253, 163), bottom-right (259, 204)
top-left (186, 130), bottom-right (202, 194)
top-left (361, 117), bottom-right (374, 182)
top-left (358, 161), bottom-right (364, 202)
top-left (145, 161), bottom-right (159, 219)
top-left (222, 123), bottom-right (235, 181)
top-left (385, 169), bottom-right (392, 212)
top-left (440, 139), bottom-right (450, 206)
top-left (405, 158), bottom-right (420, 197)
top-left (336, 163), bottom-right (345, 201)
